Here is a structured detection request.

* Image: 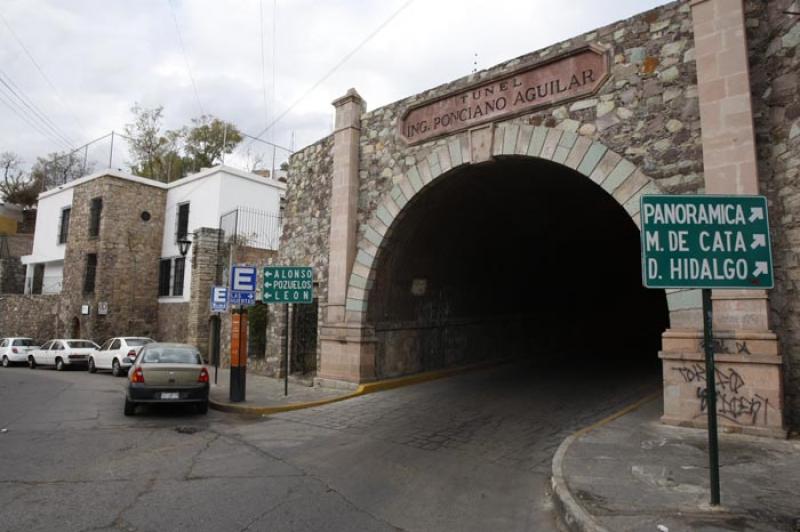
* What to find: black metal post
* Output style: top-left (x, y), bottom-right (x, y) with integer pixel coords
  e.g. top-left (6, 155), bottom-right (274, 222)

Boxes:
top-left (230, 307), bottom-right (247, 403)
top-left (284, 303), bottom-right (290, 396)
top-left (211, 316), bottom-right (220, 385)
top-left (702, 288), bottom-right (721, 506)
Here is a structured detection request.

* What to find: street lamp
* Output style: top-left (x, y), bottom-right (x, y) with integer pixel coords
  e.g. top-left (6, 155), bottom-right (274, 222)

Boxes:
top-left (178, 237), bottom-right (192, 257)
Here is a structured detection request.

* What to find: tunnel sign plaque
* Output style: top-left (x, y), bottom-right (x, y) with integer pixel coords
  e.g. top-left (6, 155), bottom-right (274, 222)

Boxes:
top-left (263, 266), bottom-right (314, 304)
top-left (399, 45), bottom-right (608, 145)
top-left (640, 195), bottom-right (773, 289)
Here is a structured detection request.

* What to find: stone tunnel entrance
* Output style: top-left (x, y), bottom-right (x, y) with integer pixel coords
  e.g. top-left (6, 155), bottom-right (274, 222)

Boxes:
top-left (366, 157), bottom-right (669, 379)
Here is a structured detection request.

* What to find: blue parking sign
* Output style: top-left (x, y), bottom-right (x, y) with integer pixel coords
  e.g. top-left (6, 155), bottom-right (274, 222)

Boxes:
top-left (230, 265), bottom-right (257, 306)
top-left (210, 286), bottom-right (228, 312)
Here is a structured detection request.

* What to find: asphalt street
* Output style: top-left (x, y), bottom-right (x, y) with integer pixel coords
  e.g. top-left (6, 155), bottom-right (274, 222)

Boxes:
top-left (0, 360), bottom-right (659, 532)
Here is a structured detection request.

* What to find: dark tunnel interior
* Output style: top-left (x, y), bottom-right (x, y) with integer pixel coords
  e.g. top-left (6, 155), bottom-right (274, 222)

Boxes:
top-left (366, 157), bottom-right (669, 379)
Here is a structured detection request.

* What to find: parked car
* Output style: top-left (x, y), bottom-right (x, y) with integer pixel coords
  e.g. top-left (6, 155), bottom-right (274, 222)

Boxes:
top-left (125, 343), bottom-right (209, 416)
top-left (90, 337), bottom-right (154, 376)
top-left (0, 338), bottom-right (40, 367)
top-left (28, 339), bottom-right (99, 371)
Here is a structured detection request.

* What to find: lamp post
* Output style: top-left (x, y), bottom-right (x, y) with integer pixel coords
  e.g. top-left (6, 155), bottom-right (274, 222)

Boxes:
top-left (178, 237), bottom-right (192, 257)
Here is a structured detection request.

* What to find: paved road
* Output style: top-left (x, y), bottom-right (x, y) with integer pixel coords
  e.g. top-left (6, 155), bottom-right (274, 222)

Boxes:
top-left (0, 360), bottom-right (659, 531)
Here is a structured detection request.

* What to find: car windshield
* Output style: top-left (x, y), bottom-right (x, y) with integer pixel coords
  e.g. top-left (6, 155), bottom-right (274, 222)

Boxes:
top-left (12, 339), bottom-right (35, 347)
top-left (68, 341), bottom-right (97, 349)
top-left (141, 347), bottom-right (201, 365)
top-left (125, 338), bottom-right (154, 346)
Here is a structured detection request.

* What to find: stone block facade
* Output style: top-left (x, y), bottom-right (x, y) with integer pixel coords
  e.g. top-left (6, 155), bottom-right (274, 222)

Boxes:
top-left (60, 175), bottom-right (166, 341)
top-left (0, 294), bottom-right (62, 341)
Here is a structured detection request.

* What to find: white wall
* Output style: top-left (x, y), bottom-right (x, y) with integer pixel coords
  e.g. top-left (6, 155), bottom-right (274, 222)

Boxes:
top-left (25, 188), bottom-right (73, 264)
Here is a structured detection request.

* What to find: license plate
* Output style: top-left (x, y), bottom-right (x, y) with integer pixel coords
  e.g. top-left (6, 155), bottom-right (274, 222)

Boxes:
top-left (161, 392), bottom-right (179, 400)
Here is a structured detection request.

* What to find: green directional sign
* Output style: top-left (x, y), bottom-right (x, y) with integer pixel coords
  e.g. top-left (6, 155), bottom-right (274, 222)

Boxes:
top-left (262, 266), bottom-right (314, 304)
top-left (640, 195), bottom-right (773, 289)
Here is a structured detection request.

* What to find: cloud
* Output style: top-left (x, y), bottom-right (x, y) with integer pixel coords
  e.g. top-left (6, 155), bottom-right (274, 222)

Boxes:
top-left (0, 0), bottom-right (671, 170)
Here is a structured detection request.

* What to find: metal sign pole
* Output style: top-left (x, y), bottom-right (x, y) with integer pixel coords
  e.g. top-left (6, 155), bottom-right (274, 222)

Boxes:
top-left (284, 303), bottom-right (289, 397)
top-left (702, 288), bottom-right (721, 506)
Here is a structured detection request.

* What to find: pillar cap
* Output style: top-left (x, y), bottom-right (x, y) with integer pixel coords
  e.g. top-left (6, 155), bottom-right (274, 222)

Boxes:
top-left (332, 88), bottom-right (365, 108)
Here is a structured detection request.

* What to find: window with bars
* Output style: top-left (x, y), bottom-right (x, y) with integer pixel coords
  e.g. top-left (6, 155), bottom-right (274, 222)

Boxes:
top-left (84, 253), bottom-right (97, 294)
top-left (173, 257), bottom-right (185, 296)
top-left (89, 197), bottom-right (102, 238)
top-left (158, 259), bottom-right (171, 296)
top-left (58, 208), bottom-right (70, 244)
top-left (176, 203), bottom-right (190, 242)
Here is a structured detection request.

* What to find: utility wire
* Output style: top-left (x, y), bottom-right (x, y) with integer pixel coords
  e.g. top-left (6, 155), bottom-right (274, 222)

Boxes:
top-left (0, 10), bottom-right (86, 135)
top-left (167, 0), bottom-right (205, 116)
top-left (0, 89), bottom-right (72, 150)
top-left (0, 69), bottom-right (76, 148)
top-left (241, 0), bottom-right (415, 150)
top-left (260, 0), bottom-right (269, 129)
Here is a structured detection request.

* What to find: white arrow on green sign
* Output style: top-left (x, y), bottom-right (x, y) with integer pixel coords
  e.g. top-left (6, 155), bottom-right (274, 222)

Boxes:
top-left (640, 195), bottom-right (773, 289)
top-left (262, 266), bottom-right (314, 304)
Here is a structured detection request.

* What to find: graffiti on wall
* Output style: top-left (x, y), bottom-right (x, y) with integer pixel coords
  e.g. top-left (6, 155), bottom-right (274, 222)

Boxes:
top-left (672, 363), bottom-right (769, 426)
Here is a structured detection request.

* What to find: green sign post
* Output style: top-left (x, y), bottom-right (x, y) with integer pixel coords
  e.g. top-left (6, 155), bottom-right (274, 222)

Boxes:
top-left (262, 266), bottom-right (313, 397)
top-left (640, 195), bottom-right (773, 289)
top-left (262, 266), bottom-right (314, 304)
top-left (640, 194), bottom-right (773, 507)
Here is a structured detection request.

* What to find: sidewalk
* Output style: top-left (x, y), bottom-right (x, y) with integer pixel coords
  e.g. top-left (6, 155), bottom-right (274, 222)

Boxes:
top-left (209, 368), bottom-right (356, 414)
top-left (552, 397), bottom-right (800, 532)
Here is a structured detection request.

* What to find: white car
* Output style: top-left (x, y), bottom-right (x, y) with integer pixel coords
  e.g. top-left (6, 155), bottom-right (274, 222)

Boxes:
top-left (90, 337), bottom-right (154, 377)
top-left (28, 339), bottom-right (99, 371)
top-left (0, 338), bottom-right (40, 367)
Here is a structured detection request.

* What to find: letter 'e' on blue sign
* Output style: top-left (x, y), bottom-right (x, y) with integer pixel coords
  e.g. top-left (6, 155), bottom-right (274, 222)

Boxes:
top-left (230, 265), bottom-right (257, 306)
top-left (210, 286), bottom-right (228, 312)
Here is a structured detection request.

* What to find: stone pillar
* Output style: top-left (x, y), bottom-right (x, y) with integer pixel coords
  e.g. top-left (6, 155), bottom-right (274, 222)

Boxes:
top-left (317, 88), bottom-right (377, 387)
top-left (660, 0), bottom-right (785, 437)
top-left (187, 227), bottom-right (222, 360)
top-left (326, 88), bottom-right (365, 323)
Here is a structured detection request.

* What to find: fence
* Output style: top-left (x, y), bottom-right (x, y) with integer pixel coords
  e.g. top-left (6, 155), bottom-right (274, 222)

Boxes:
top-left (219, 207), bottom-right (282, 251)
top-left (37, 130), bottom-right (294, 194)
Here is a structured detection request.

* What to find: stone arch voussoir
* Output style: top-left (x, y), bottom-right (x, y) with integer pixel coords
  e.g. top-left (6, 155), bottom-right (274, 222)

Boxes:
top-left (345, 124), bottom-right (694, 324)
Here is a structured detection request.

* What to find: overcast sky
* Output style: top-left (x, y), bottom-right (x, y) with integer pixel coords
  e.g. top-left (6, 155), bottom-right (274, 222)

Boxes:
top-left (0, 0), bottom-right (671, 172)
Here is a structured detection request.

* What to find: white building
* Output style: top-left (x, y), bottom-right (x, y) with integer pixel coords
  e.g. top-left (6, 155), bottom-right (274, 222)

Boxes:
top-left (22, 166), bottom-right (285, 297)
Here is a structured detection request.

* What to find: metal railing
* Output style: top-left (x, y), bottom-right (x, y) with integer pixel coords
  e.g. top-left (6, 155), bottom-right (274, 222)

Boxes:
top-left (219, 207), bottom-right (282, 251)
top-left (25, 274), bottom-right (62, 295)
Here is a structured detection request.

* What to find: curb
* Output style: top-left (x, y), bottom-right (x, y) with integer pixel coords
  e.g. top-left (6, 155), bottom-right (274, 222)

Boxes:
top-left (550, 392), bottom-right (660, 532)
top-left (209, 358), bottom-right (509, 415)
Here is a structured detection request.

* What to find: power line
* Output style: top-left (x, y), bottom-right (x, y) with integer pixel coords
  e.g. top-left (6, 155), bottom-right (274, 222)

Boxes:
top-left (167, 0), bottom-right (205, 116)
top-left (241, 0), bottom-right (415, 150)
top-left (0, 89), bottom-right (72, 150)
top-left (0, 69), bottom-right (76, 148)
top-left (260, 0), bottom-right (269, 128)
top-left (0, 10), bottom-right (87, 135)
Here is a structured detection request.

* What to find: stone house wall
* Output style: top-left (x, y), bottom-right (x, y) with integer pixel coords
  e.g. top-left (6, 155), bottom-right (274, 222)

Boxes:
top-left (747, 0), bottom-right (800, 428)
top-left (60, 175), bottom-right (166, 343)
top-left (263, 135), bottom-right (334, 376)
top-left (157, 302), bottom-right (190, 342)
top-left (0, 258), bottom-right (25, 294)
top-left (0, 294), bottom-right (62, 342)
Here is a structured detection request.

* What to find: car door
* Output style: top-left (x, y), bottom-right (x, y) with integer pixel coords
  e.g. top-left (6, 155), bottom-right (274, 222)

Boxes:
top-left (107, 339), bottom-right (122, 368)
top-left (49, 341), bottom-right (65, 365)
top-left (37, 341), bottom-right (53, 365)
top-left (95, 339), bottom-right (111, 369)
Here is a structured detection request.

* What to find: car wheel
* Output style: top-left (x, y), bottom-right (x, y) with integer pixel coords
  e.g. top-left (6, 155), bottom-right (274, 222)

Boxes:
top-left (196, 401), bottom-right (209, 415)
top-left (88, 358), bottom-right (97, 373)
top-left (55, 358), bottom-right (64, 371)
top-left (2, 355), bottom-right (8, 368)
top-left (28, 356), bottom-right (36, 369)
top-left (124, 398), bottom-right (136, 416)
top-left (112, 359), bottom-right (122, 377)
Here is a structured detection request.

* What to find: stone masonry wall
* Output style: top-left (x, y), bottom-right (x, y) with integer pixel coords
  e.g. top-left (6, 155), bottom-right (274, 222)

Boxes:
top-left (187, 227), bottom-right (222, 359)
top-left (0, 258), bottom-right (25, 294)
top-left (0, 294), bottom-right (62, 342)
top-left (264, 135), bottom-right (333, 377)
top-left (747, 0), bottom-right (800, 429)
top-left (356, 0), bottom-right (701, 239)
top-left (61, 175), bottom-right (166, 343)
top-left (158, 302), bottom-right (190, 342)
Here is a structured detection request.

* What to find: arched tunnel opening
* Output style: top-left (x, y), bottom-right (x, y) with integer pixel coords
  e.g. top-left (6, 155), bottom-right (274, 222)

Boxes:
top-left (367, 157), bottom-right (669, 380)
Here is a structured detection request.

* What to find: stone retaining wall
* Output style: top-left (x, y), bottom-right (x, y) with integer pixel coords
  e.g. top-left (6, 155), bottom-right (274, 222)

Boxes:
top-left (747, 0), bottom-right (800, 428)
top-left (0, 294), bottom-right (62, 342)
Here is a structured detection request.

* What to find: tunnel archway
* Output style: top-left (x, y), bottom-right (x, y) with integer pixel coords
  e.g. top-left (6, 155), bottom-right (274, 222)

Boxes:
top-left (364, 156), bottom-right (669, 379)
